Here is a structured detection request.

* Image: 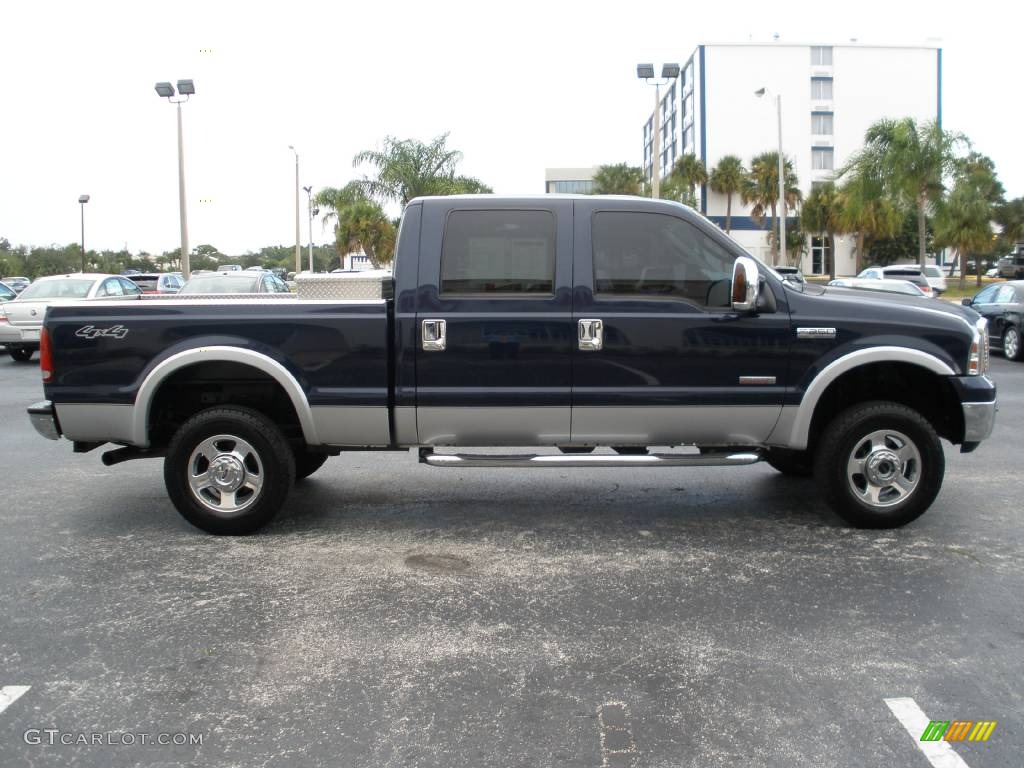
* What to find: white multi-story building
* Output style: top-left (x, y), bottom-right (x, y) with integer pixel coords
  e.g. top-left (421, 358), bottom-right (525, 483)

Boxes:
top-left (544, 167), bottom-right (598, 194)
top-left (642, 42), bottom-right (942, 275)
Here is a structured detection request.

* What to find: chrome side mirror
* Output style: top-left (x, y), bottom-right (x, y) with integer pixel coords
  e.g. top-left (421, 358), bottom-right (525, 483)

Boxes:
top-left (731, 256), bottom-right (759, 313)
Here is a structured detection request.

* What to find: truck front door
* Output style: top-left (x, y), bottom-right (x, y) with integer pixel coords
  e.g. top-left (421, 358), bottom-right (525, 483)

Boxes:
top-left (415, 199), bottom-right (573, 445)
top-left (570, 199), bottom-right (791, 447)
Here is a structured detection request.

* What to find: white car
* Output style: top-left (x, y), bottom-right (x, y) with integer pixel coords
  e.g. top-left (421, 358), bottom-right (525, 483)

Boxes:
top-left (0, 273), bottom-right (142, 362)
top-left (828, 278), bottom-right (927, 297)
top-left (887, 264), bottom-right (948, 295)
top-left (856, 266), bottom-right (935, 297)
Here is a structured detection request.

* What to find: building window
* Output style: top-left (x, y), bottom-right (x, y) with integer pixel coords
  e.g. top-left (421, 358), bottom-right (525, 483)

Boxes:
top-left (811, 237), bottom-right (830, 275)
top-left (682, 125), bottom-right (694, 151)
top-left (811, 77), bottom-right (833, 100)
top-left (812, 147), bottom-right (834, 170)
top-left (547, 180), bottom-right (594, 194)
top-left (811, 112), bottom-right (833, 135)
top-left (440, 210), bottom-right (555, 295)
top-left (810, 46), bottom-right (833, 66)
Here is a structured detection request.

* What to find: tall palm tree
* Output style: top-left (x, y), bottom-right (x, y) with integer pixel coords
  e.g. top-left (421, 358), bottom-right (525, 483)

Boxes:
top-left (837, 169), bottom-right (901, 273)
top-left (802, 181), bottom-right (845, 279)
top-left (847, 118), bottom-right (964, 269)
top-left (742, 151), bottom-right (801, 264)
top-left (315, 182), bottom-right (396, 268)
top-left (708, 155), bottom-right (746, 233)
top-left (352, 134), bottom-right (491, 205)
top-left (668, 154), bottom-right (708, 206)
top-left (995, 197), bottom-right (1024, 251)
top-left (592, 163), bottom-right (645, 195)
top-left (935, 181), bottom-right (995, 289)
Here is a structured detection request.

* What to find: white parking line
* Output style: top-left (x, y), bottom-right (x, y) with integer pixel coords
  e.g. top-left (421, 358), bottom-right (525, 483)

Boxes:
top-left (0, 686), bottom-right (31, 714)
top-left (885, 697), bottom-right (970, 768)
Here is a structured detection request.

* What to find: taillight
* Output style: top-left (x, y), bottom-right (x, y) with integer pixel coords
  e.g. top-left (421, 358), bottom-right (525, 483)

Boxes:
top-left (40, 327), bottom-right (53, 383)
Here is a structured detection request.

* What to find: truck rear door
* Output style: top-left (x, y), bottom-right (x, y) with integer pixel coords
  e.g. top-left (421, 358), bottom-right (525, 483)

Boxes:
top-left (570, 198), bottom-right (791, 446)
top-left (415, 198), bottom-right (573, 445)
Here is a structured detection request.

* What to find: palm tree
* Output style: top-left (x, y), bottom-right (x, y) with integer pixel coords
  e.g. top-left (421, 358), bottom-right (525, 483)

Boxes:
top-left (934, 181), bottom-right (994, 290)
top-left (708, 155), bottom-right (746, 233)
top-left (668, 154), bottom-right (708, 206)
top-left (837, 169), bottom-right (901, 273)
top-left (592, 163), bottom-right (645, 195)
top-left (352, 134), bottom-right (491, 205)
top-left (742, 151), bottom-right (801, 265)
top-left (315, 182), bottom-right (396, 268)
top-left (847, 118), bottom-right (964, 269)
top-left (802, 181), bottom-right (845, 279)
top-left (995, 197), bottom-right (1024, 251)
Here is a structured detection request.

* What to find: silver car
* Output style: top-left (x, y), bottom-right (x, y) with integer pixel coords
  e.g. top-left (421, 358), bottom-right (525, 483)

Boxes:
top-left (0, 273), bottom-right (142, 362)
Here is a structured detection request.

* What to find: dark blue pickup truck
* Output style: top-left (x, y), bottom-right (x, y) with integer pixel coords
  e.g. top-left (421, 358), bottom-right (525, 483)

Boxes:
top-left (28, 195), bottom-right (996, 534)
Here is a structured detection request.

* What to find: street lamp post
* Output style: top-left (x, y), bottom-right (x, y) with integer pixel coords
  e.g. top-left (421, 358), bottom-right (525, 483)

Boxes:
top-left (155, 79), bottom-right (196, 278)
top-left (78, 195), bottom-right (90, 272)
top-left (302, 185), bottom-right (316, 273)
top-left (289, 146), bottom-right (300, 273)
top-left (755, 87), bottom-right (786, 264)
top-left (637, 63), bottom-right (680, 199)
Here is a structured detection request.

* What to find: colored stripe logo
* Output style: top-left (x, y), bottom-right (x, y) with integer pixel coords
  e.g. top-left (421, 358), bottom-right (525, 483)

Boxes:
top-left (921, 720), bottom-right (997, 742)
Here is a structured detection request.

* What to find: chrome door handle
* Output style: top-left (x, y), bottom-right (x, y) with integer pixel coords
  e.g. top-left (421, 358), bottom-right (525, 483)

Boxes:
top-left (578, 318), bottom-right (603, 351)
top-left (422, 319), bottom-right (446, 351)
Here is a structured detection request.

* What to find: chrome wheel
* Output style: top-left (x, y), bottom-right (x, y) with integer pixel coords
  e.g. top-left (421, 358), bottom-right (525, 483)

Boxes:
top-left (1005, 327), bottom-right (1020, 360)
top-left (187, 434), bottom-right (264, 516)
top-left (845, 429), bottom-right (921, 508)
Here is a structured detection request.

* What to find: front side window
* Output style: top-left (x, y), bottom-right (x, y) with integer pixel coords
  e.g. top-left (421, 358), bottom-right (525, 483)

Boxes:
top-left (973, 285), bottom-right (998, 304)
top-left (811, 77), bottom-right (833, 100)
top-left (441, 210), bottom-right (556, 295)
top-left (592, 211), bottom-right (734, 308)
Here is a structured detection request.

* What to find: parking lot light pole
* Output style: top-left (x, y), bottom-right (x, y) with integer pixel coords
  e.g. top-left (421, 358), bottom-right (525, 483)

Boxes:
top-left (637, 63), bottom-right (680, 199)
top-left (155, 79), bottom-right (195, 278)
top-left (289, 146), bottom-right (300, 273)
top-left (755, 87), bottom-right (786, 264)
top-left (303, 185), bottom-right (316, 273)
top-left (78, 195), bottom-right (90, 272)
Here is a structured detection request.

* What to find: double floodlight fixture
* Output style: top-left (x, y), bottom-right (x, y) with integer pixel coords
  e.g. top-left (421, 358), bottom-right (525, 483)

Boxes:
top-left (154, 80), bottom-right (196, 99)
top-left (636, 63), bottom-right (680, 81)
top-left (78, 194), bottom-right (90, 204)
top-left (754, 87), bottom-right (767, 97)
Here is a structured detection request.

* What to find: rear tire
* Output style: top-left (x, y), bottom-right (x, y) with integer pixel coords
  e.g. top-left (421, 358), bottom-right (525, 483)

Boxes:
top-left (766, 448), bottom-right (813, 477)
top-left (294, 449), bottom-right (329, 481)
top-left (814, 401), bottom-right (944, 528)
top-left (164, 406), bottom-right (295, 535)
top-left (1003, 325), bottom-right (1022, 361)
top-left (9, 348), bottom-right (33, 362)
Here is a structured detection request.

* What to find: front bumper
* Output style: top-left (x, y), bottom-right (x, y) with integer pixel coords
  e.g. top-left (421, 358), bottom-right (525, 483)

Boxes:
top-left (27, 400), bottom-right (62, 441)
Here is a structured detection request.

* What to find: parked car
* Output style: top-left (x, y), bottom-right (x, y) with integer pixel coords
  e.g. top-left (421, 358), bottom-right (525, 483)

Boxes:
top-left (996, 252), bottom-right (1024, 280)
top-left (0, 281), bottom-right (17, 303)
top-left (775, 266), bottom-right (805, 285)
top-left (179, 271), bottom-right (291, 295)
top-left (888, 264), bottom-right (948, 295)
top-left (827, 278), bottom-right (927, 297)
top-left (28, 195), bottom-right (995, 535)
top-left (857, 266), bottom-right (934, 297)
top-left (961, 281), bottom-right (1024, 361)
top-left (217, 264), bottom-right (243, 272)
top-left (0, 273), bottom-right (142, 361)
top-left (3, 276), bottom-right (31, 294)
top-left (125, 272), bottom-right (184, 295)
top-left (985, 268), bottom-right (1000, 279)
top-left (245, 266), bottom-right (266, 272)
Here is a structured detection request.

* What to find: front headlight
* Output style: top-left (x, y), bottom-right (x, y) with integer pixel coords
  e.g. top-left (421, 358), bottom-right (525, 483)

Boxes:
top-left (968, 317), bottom-right (989, 375)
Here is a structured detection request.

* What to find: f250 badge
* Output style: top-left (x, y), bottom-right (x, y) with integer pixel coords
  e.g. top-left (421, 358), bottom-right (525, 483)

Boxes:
top-left (75, 325), bottom-right (129, 340)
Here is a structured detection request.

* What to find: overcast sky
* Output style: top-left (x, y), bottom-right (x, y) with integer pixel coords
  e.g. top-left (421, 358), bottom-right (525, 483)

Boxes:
top-left (2, 0), bottom-right (1019, 255)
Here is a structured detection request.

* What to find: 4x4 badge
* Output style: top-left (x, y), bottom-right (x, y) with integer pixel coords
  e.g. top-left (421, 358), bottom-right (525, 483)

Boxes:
top-left (75, 325), bottom-right (129, 340)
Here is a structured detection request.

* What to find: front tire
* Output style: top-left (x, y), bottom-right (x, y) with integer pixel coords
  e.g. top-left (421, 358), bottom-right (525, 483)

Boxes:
top-left (164, 407), bottom-right (295, 535)
top-left (9, 348), bottom-right (34, 362)
top-left (814, 401), bottom-right (944, 528)
top-left (1003, 325), bottom-right (1022, 361)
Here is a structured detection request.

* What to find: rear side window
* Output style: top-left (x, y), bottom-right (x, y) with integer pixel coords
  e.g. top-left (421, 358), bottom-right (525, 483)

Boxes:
top-left (440, 210), bottom-right (555, 295)
top-left (592, 211), bottom-right (734, 308)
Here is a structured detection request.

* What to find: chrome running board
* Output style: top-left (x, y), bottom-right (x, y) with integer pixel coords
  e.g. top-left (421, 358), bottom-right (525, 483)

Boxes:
top-left (419, 450), bottom-right (762, 468)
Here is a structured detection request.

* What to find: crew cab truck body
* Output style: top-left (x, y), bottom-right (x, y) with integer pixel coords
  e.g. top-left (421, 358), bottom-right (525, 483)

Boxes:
top-left (28, 195), bottom-right (997, 534)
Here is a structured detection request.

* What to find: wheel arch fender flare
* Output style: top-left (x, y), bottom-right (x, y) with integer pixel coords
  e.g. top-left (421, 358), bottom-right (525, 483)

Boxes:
top-left (770, 346), bottom-right (956, 450)
top-left (131, 346), bottom-right (318, 447)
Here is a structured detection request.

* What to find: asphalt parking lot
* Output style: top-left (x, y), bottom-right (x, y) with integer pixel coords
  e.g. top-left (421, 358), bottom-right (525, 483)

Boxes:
top-left (0, 353), bottom-right (1021, 767)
